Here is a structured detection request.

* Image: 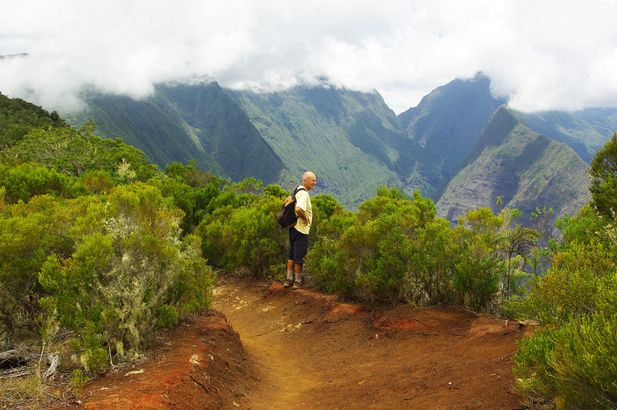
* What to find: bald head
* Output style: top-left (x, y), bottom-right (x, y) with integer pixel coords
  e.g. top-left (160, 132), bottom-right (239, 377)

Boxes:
top-left (302, 171), bottom-right (317, 191)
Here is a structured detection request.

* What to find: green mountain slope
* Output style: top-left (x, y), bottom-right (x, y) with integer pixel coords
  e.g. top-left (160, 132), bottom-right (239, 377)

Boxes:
top-left (54, 74), bottom-right (612, 214)
top-left (0, 92), bottom-right (157, 181)
top-left (67, 82), bottom-right (289, 184)
top-left (228, 86), bottom-right (427, 205)
top-left (64, 82), bottom-right (433, 205)
top-left (398, 73), bottom-right (507, 193)
top-left (0, 91), bottom-right (67, 148)
top-left (437, 107), bottom-right (590, 220)
top-left (518, 108), bottom-right (617, 162)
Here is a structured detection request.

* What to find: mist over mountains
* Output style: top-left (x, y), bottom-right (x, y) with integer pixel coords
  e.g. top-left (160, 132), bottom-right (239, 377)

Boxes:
top-left (61, 73), bottom-right (612, 219)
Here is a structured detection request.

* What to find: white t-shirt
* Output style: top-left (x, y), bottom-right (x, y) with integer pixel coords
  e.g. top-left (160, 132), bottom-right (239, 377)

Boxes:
top-left (294, 185), bottom-right (312, 235)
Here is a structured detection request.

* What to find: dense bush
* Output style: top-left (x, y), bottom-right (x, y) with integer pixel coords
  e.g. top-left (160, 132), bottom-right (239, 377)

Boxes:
top-left (511, 209), bottom-right (617, 407)
top-left (0, 162), bottom-right (84, 203)
top-left (307, 191), bottom-right (536, 308)
top-left (309, 193), bottom-right (344, 243)
top-left (38, 184), bottom-right (213, 373)
top-left (590, 133), bottom-right (617, 220)
top-left (0, 118), bottom-right (215, 375)
top-left (0, 194), bottom-right (80, 344)
top-left (196, 180), bottom-right (289, 277)
top-left (407, 218), bottom-right (457, 303)
top-left (0, 181), bottom-right (214, 373)
top-left (150, 161), bottom-right (224, 233)
top-left (307, 187), bottom-right (437, 304)
top-left (0, 91), bottom-right (67, 148)
top-left (449, 208), bottom-right (505, 309)
top-left (1, 122), bottom-right (157, 182)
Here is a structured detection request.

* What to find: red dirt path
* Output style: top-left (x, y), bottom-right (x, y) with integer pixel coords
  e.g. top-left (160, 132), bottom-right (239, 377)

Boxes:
top-left (78, 280), bottom-right (525, 409)
top-left (78, 310), bottom-right (254, 409)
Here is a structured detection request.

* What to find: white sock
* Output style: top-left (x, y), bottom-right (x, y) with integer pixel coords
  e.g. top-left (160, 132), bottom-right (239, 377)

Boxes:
top-left (287, 269), bottom-right (294, 280)
top-left (295, 271), bottom-right (302, 282)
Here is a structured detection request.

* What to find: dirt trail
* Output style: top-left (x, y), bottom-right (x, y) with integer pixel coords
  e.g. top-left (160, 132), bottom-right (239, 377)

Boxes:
top-left (213, 285), bottom-right (321, 409)
top-left (79, 280), bottom-right (524, 409)
top-left (215, 280), bottom-right (523, 410)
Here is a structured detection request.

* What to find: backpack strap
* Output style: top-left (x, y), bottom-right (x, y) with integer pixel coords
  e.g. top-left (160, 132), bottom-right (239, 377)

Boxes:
top-left (291, 186), bottom-right (306, 201)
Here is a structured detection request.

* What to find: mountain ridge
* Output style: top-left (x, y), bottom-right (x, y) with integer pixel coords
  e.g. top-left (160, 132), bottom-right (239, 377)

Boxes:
top-left (398, 73), bottom-right (507, 196)
top-left (516, 108), bottom-right (617, 162)
top-left (44, 75), bottom-right (612, 215)
top-left (65, 82), bottom-right (291, 184)
top-left (228, 85), bottom-right (418, 205)
top-left (437, 107), bottom-right (590, 220)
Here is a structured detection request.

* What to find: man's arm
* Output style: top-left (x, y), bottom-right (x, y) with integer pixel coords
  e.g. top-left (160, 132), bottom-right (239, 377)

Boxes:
top-left (295, 206), bottom-right (308, 224)
top-left (295, 189), bottom-right (309, 224)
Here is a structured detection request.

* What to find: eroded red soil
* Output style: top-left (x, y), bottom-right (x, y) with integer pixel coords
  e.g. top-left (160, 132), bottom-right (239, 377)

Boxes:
top-left (78, 280), bottom-right (524, 409)
top-left (78, 311), bottom-right (254, 409)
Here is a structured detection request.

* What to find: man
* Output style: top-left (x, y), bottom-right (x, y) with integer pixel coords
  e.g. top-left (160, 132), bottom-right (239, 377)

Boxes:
top-left (283, 171), bottom-right (317, 289)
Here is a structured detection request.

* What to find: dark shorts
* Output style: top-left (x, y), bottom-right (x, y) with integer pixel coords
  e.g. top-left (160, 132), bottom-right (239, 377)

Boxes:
top-left (288, 227), bottom-right (309, 264)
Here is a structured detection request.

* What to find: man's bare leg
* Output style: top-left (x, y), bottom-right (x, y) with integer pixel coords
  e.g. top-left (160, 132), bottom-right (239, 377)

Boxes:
top-left (293, 263), bottom-right (303, 288)
top-left (283, 259), bottom-right (295, 287)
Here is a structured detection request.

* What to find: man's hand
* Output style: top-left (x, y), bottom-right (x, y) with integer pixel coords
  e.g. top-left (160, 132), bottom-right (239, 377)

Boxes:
top-left (295, 207), bottom-right (308, 224)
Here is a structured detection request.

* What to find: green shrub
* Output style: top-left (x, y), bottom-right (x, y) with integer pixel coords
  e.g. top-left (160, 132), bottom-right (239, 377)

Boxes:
top-left (197, 191), bottom-right (287, 277)
top-left (1, 123), bottom-right (157, 181)
top-left (307, 187), bottom-right (436, 304)
top-left (453, 255), bottom-right (503, 310)
top-left (450, 208), bottom-right (507, 309)
top-left (0, 162), bottom-right (83, 203)
top-left (306, 210), bottom-right (357, 295)
top-left (512, 210), bottom-right (617, 408)
top-left (69, 369), bottom-right (91, 392)
top-left (79, 170), bottom-right (115, 194)
top-left (408, 218), bottom-right (457, 304)
top-left (38, 184), bottom-right (214, 372)
top-left (156, 305), bottom-right (179, 328)
top-left (551, 291), bottom-right (617, 409)
top-left (513, 328), bottom-right (560, 404)
top-left (263, 184), bottom-right (288, 199)
top-left (78, 321), bottom-right (109, 375)
top-left (81, 347), bottom-right (108, 376)
top-left (556, 205), bottom-right (612, 247)
top-left (590, 133), bottom-right (617, 220)
top-left (309, 193), bottom-right (344, 245)
top-left (153, 162), bottom-right (224, 233)
top-left (0, 194), bottom-right (81, 344)
top-left (514, 280), bottom-right (617, 408)
top-left (515, 240), bottom-right (616, 325)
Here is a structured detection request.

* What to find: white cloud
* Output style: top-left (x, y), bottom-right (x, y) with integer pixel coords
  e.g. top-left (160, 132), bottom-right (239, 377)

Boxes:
top-left (1, 0), bottom-right (617, 113)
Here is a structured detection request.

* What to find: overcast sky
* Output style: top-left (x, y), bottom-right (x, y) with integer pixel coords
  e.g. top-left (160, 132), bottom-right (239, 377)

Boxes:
top-left (1, 0), bottom-right (617, 114)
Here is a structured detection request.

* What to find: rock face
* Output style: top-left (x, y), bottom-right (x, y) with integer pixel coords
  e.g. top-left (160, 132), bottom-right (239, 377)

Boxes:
top-left (437, 107), bottom-right (591, 220)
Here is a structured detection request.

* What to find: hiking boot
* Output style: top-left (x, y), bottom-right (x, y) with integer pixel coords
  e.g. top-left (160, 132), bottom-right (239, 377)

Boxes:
top-left (283, 278), bottom-right (294, 288)
top-left (292, 279), bottom-right (304, 289)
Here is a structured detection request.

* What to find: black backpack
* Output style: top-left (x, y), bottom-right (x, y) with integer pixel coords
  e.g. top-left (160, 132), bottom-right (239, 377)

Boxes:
top-left (277, 186), bottom-right (306, 228)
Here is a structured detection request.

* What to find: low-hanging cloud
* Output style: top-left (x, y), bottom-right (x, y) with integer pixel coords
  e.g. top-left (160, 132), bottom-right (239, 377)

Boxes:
top-left (1, 0), bottom-right (617, 114)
